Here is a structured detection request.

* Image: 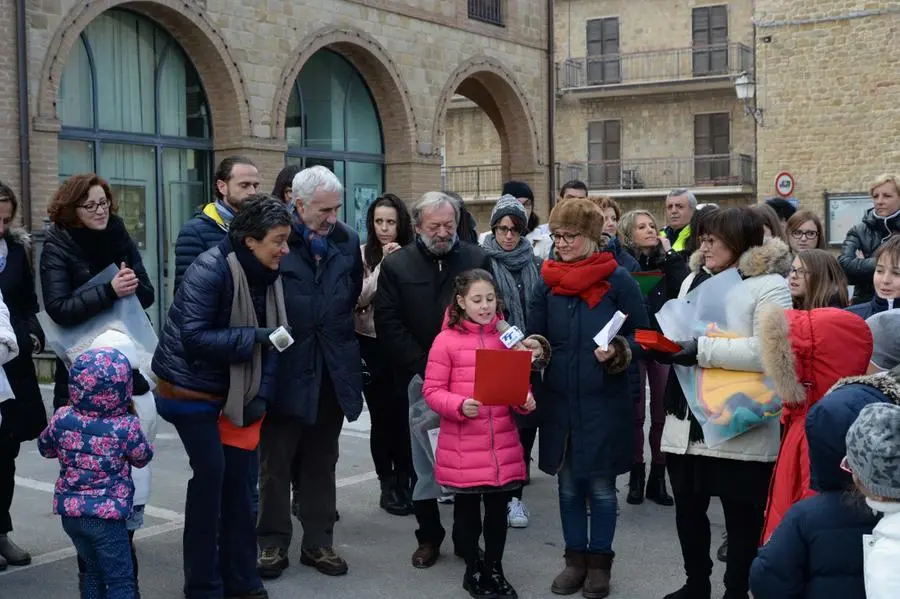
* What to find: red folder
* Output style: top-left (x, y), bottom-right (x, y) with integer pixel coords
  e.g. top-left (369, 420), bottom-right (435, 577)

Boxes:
top-left (474, 349), bottom-right (532, 406)
top-left (635, 330), bottom-right (682, 353)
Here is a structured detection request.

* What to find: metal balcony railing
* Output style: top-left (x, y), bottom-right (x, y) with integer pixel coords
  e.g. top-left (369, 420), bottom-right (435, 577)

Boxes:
top-left (557, 154), bottom-right (756, 191)
top-left (558, 43), bottom-right (754, 90)
top-left (441, 164), bottom-right (503, 199)
top-left (468, 0), bottom-right (503, 26)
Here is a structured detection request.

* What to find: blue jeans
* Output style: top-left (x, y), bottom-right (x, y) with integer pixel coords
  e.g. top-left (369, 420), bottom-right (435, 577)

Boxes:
top-left (557, 456), bottom-right (618, 555)
top-left (158, 405), bottom-right (262, 598)
top-left (62, 516), bottom-right (135, 599)
top-left (249, 449), bottom-right (259, 523)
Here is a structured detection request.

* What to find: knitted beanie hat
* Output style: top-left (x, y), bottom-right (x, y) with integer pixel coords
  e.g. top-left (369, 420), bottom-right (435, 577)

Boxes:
top-left (502, 180), bottom-right (534, 202)
top-left (845, 402), bottom-right (900, 500)
top-left (490, 194), bottom-right (528, 232)
top-left (548, 197), bottom-right (605, 244)
top-left (867, 309), bottom-right (900, 370)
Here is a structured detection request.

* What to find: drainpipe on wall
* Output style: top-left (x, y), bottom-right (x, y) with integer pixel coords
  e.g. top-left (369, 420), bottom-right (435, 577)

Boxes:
top-left (547, 0), bottom-right (557, 210)
top-left (16, 0), bottom-right (32, 231)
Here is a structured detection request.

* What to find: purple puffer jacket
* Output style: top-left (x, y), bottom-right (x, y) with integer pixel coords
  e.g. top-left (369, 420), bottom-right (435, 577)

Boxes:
top-left (38, 348), bottom-right (153, 519)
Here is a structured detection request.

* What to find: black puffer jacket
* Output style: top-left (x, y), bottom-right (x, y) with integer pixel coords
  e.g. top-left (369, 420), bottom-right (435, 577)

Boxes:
top-left (39, 217), bottom-right (154, 408)
top-left (152, 242), bottom-right (258, 398)
top-left (0, 230), bottom-right (46, 441)
top-left (173, 206), bottom-right (227, 292)
top-left (838, 207), bottom-right (900, 304)
top-left (374, 239), bottom-right (490, 381)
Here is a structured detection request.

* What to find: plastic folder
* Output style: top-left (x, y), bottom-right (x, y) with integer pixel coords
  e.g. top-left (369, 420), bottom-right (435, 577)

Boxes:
top-left (635, 330), bottom-right (682, 353)
top-left (474, 349), bottom-right (532, 406)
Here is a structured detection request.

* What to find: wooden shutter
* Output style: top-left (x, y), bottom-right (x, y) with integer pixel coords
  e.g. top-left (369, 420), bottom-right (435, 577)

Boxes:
top-left (692, 6), bottom-right (729, 76)
top-left (588, 121), bottom-right (621, 188)
top-left (586, 18), bottom-right (621, 84)
top-left (694, 113), bottom-right (730, 182)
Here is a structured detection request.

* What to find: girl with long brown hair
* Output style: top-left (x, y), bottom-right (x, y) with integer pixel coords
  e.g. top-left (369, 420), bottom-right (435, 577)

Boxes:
top-left (789, 249), bottom-right (850, 309)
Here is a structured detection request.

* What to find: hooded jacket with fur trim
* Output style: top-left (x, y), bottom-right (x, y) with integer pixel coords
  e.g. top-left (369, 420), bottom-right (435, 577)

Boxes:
top-left (759, 307), bottom-right (873, 543)
top-left (661, 238), bottom-right (794, 462)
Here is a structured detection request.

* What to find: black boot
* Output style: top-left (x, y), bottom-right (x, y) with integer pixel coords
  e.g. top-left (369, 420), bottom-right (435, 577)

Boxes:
top-left (379, 474), bottom-right (408, 516)
top-left (488, 562), bottom-right (517, 599)
top-left (645, 463), bottom-right (674, 506)
top-left (626, 463), bottom-right (646, 505)
top-left (662, 579), bottom-right (712, 599)
top-left (463, 560), bottom-right (498, 599)
top-left (394, 470), bottom-right (414, 515)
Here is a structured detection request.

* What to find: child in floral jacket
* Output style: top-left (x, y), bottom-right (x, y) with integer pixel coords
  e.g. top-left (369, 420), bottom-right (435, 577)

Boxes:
top-left (38, 347), bottom-right (153, 599)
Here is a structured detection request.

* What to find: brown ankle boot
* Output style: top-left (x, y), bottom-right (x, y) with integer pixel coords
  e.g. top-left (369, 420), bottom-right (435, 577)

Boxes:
top-left (551, 550), bottom-right (586, 595)
top-left (582, 553), bottom-right (612, 599)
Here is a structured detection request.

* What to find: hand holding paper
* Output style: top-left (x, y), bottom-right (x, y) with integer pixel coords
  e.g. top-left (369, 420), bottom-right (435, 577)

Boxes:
top-left (593, 311), bottom-right (627, 351)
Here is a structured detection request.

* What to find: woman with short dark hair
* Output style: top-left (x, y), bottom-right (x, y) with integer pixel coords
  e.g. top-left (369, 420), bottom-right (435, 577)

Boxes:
top-left (659, 207), bottom-right (793, 599)
top-left (0, 181), bottom-right (46, 569)
top-left (152, 194), bottom-right (292, 599)
top-left (40, 173), bottom-right (154, 410)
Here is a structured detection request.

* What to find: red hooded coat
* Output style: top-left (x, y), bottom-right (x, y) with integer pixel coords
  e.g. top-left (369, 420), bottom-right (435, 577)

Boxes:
top-left (759, 307), bottom-right (873, 544)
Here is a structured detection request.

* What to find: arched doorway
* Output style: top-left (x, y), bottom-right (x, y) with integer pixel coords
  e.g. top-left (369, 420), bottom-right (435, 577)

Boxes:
top-left (285, 49), bottom-right (384, 241)
top-left (55, 8), bottom-right (213, 323)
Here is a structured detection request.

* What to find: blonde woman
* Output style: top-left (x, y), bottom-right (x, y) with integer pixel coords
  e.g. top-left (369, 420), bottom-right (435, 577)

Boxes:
top-left (618, 210), bottom-right (689, 506)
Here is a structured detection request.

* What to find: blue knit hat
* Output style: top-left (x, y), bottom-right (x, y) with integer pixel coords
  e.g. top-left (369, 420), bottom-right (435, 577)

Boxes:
top-left (490, 194), bottom-right (528, 232)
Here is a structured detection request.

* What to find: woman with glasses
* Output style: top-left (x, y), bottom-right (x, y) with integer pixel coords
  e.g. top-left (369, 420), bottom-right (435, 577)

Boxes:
top-left (528, 198), bottom-right (648, 598)
top-left (657, 207), bottom-right (793, 599)
top-left (788, 249), bottom-right (850, 309)
top-left (40, 174), bottom-right (154, 410)
top-left (480, 194), bottom-right (543, 529)
top-left (785, 211), bottom-right (826, 253)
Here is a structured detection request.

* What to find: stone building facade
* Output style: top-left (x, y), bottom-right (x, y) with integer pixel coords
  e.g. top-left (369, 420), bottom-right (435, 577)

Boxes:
top-left (753, 0), bottom-right (900, 245)
top-left (0, 0), bottom-right (551, 324)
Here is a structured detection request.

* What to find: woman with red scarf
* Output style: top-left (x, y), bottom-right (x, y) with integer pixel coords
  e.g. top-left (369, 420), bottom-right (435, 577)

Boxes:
top-left (527, 198), bottom-right (649, 598)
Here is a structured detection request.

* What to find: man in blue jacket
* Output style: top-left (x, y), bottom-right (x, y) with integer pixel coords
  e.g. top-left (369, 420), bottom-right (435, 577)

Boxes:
top-left (256, 165), bottom-right (364, 580)
top-left (173, 156), bottom-right (260, 290)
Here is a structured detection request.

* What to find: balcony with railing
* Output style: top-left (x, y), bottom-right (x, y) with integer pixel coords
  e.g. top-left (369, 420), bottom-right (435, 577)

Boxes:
top-left (441, 164), bottom-right (503, 200)
top-left (557, 154), bottom-right (756, 196)
top-left (558, 43), bottom-right (754, 98)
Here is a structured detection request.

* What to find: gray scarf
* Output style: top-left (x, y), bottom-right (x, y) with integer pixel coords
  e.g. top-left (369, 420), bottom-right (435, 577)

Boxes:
top-left (224, 252), bottom-right (288, 427)
top-left (482, 235), bottom-right (540, 330)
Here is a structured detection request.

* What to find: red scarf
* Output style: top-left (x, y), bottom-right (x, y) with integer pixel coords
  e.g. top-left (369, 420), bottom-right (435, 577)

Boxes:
top-left (541, 252), bottom-right (618, 308)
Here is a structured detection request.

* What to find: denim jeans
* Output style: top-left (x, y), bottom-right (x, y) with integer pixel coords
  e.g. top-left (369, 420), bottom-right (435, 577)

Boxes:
top-left (158, 405), bottom-right (262, 598)
top-left (557, 456), bottom-right (618, 555)
top-left (249, 449), bottom-right (259, 523)
top-left (62, 516), bottom-right (135, 599)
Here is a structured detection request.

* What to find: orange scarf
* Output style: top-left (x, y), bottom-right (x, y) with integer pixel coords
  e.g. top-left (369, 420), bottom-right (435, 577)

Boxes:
top-left (541, 252), bottom-right (618, 308)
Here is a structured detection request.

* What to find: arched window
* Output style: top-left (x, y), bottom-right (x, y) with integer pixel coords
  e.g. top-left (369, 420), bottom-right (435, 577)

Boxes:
top-left (57, 9), bottom-right (213, 323)
top-left (286, 50), bottom-right (384, 241)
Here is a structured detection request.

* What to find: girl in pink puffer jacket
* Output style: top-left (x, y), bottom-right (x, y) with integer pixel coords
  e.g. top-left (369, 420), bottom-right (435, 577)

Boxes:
top-left (423, 269), bottom-right (535, 599)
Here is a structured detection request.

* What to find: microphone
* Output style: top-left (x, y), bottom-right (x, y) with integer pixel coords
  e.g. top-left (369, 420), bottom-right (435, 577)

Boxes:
top-left (497, 320), bottom-right (528, 351)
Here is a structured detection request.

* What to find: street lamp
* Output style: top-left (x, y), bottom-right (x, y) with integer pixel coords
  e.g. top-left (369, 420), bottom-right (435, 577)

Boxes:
top-left (734, 72), bottom-right (764, 126)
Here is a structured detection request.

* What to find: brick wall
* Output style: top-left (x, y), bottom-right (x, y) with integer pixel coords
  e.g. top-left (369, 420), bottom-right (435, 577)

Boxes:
top-left (3, 0), bottom-right (551, 229)
top-left (753, 1), bottom-right (900, 210)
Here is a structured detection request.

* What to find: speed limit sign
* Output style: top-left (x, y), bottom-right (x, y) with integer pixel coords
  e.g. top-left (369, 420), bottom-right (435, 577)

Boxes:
top-left (775, 172), bottom-right (795, 198)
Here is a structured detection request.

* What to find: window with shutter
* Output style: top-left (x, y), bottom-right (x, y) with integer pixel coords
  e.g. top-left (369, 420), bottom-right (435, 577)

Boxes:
top-left (588, 120), bottom-right (621, 188)
top-left (694, 113), bottom-right (730, 182)
top-left (586, 18), bottom-right (621, 85)
top-left (692, 6), bottom-right (728, 76)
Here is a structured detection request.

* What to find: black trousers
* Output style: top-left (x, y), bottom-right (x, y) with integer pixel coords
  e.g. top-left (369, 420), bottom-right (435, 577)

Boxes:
top-left (259, 376), bottom-right (344, 550)
top-left (511, 427), bottom-right (537, 500)
top-left (453, 492), bottom-right (511, 566)
top-left (359, 335), bottom-right (412, 481)
top-left (0, 439), bottom-right (19, 534)
top-left (667, 453), bottom-right (772, 594)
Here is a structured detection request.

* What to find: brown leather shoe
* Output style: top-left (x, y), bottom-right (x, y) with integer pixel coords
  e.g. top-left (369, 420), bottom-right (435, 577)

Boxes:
top-left (550, 550), bottom-right (586, 595)
top-left (582, 553), bottom-right (612, 599)
top-left (411, 542), bottom-right (440, 569)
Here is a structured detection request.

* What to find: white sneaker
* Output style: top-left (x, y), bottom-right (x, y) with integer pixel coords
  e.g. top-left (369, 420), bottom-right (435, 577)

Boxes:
top-left (507, 497), bottom-right (529, 528)
top-left (437, 493), bottom-right (455, 504)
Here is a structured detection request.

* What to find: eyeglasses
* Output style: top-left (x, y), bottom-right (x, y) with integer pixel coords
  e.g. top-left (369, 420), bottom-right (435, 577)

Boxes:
top-left (789, 267), bottom-right (809, 278)
top-left (519, 199), bottom-right (534, 209)
top-left (840, 456), bottom-right (853, 474)
top-left (493, 226), bottom-right (520, 237)
top-left (77, 199), bottom-right (110, 214)
top-left (791, 229), bottom-right (819, 240)
top-left (550, 232), bottom-right (581, 244)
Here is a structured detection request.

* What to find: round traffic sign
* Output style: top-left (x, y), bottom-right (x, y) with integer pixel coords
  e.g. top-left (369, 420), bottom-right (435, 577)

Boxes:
top-left (775, 172), bottom-right (795, 198)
